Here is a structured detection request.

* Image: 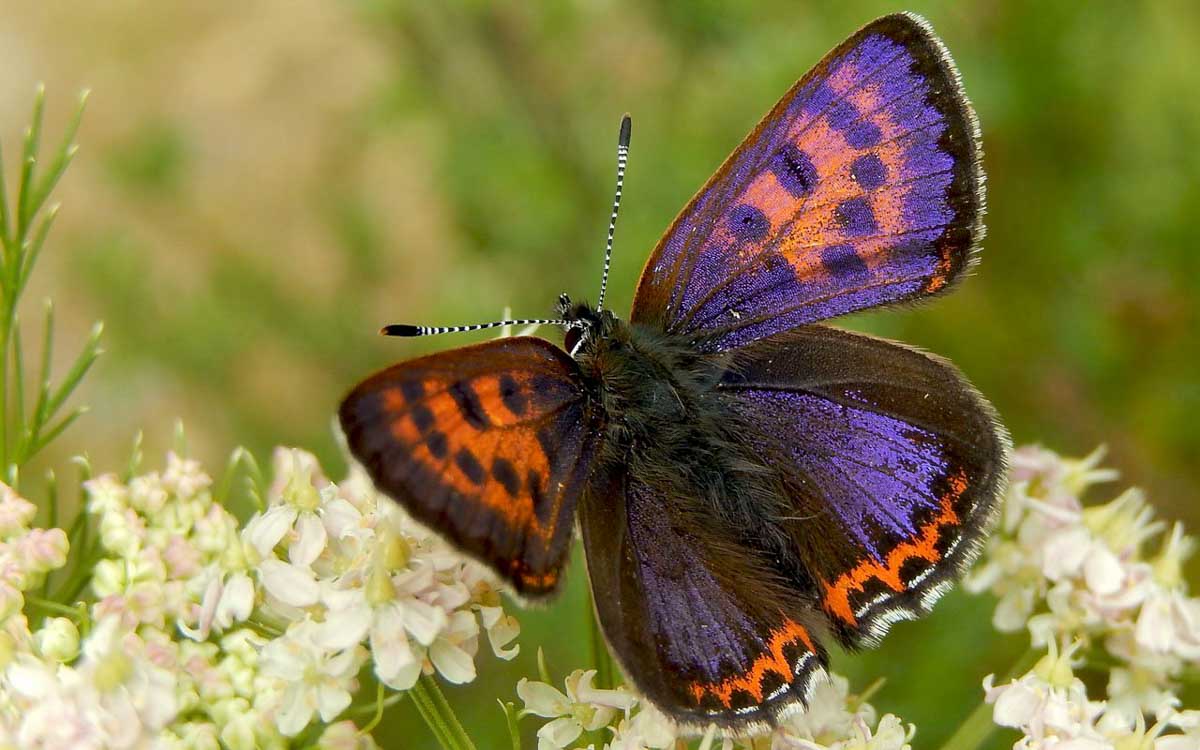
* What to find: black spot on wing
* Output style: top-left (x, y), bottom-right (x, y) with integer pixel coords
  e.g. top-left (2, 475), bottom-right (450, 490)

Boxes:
top-left (851, 153), bottom-right (887, 189)
top-left (527, 470), bottom-right (553, 525)
top-left (426, 430), bottom-right (448, 459)
top-left (455, 448), bottom-right (486, 485)
top-left (491, 457), bottom-right (520, 496)
top-left (449, 381), bottom-right (489, 429)
top-left (400, 379), bottom-right (425, 402)
top-left (410, 404), bottom-right (435, 433)
top-left (819, 243), bottom-right (868, 277)
top-left (835, 198), bottom-right (878, 235)
top-left (729, 204), bottom-right (770, 242)
top-left (770, 144), bottom-right (818, 197)
top-left (498, 374), bottom-right (527, 417)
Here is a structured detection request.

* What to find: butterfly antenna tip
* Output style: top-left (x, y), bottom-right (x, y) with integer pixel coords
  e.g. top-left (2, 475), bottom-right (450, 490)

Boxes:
top-left (597, 114), bottom-right (631, 312)
top-left (380, 324), bottom-right (422, 337)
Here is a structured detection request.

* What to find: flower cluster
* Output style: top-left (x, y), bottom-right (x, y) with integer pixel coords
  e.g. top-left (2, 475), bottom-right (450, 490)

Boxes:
top-left (516, 667), bottom-right (912, 750)
top-left (967, 446), bottom-right (1200, 748)
top-left (0, 445), bottom-right (520, 748)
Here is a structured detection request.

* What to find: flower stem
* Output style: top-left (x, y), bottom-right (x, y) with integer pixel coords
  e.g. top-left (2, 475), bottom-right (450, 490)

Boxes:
top-left (586, 584), bottom-right (616, 688)
top-left (411, 678), bottom-right (458, 750)
top-left (936, 646), bottom-right (1041, 750)
top-left (415, 672), bottom-right (475, 748)
top-left (420, 674), bottom-right (477, 750)
top-left (24, 594), bottom-right (84, 619)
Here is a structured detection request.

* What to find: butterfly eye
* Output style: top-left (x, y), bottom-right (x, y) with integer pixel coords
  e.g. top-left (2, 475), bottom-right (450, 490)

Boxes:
top-left (563, 325), bottom-right (583, 355)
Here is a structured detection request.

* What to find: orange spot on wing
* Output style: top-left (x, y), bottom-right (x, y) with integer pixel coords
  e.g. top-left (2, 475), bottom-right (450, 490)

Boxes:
top-left (822, 470), bottom-right (969, 625)
top-left (687, 619), bottom-right (815, 707)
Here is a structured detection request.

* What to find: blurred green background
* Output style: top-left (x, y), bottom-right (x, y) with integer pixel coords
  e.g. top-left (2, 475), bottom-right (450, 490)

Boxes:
top-left (4, 1), bottom-right (1198, 747)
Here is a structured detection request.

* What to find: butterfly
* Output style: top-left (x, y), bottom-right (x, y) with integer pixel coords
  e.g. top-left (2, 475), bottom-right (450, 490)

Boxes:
top-left (339, 12), bottom-right (1009, 732)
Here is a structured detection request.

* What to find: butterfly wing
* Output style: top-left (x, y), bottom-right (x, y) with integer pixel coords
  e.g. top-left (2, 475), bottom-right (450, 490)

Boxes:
top-left (338, 336), bottom-right (602, 597)
top-left (717, 325), bottom-right (1008, 647)
top-left (579, 470), bottom-right (830, 731)
top-left (631, 13), bottom-right (983, 352)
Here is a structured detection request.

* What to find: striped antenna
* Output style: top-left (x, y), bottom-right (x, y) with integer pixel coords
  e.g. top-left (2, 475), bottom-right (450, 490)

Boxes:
top-left (596, 114), bottom-right (631, 313)
top-left (381, 319), bottom-right (569, 337)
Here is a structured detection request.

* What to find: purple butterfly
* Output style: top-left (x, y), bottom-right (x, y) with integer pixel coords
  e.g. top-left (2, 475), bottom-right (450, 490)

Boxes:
top-left (339, 12), bottom-right (1009, 732)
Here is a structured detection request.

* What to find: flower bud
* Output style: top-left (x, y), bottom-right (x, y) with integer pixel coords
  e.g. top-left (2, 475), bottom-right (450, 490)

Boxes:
top-left (0, 581), bottom-right (23, 622)
top-left (35, 616), bottom-right (80, 662)
top-left (92, 558), bottom-right (129, 596)
top-left (318, 720), bottom-right (377, 750)
top-left (0, 483), bottom-right (37, 538)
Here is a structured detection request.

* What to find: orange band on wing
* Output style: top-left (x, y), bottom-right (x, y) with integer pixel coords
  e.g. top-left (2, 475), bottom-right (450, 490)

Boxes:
top-left (822, 469), bottom-right (969, 625)
top-left (687, 618), bottom-right (816, 707)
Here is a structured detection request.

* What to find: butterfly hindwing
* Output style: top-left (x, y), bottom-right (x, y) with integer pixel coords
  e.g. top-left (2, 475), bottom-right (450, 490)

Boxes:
top-left (631, 13), bottom-right (983, 352)
top-left (580, 470), bottom-right (830, 731)
top-left (338, 336), bottom-right (602, 597)
top-left (717, 325), bottom-right (1008, 647)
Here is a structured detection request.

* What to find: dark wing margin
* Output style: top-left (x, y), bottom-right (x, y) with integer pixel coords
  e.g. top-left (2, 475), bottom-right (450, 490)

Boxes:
top-left (339, 336), bottom-right (602, 598)
top-left (718, 325), bottom-right (1009, 647)
top-left (580, 470), bottom-right (830, 732)
top-left (631, 13), bottom-right (984, 352)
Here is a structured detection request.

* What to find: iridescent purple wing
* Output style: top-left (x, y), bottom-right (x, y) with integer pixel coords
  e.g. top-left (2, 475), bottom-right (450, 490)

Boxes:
top-left (631, 13), bottom-right (983, 352)
top-left (718, 326), bottom-right (1008, 647)
top-left (579, 471), bottom-right (829, 732)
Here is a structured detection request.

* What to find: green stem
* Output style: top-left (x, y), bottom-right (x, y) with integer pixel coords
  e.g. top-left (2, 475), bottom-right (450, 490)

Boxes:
top-left (411, 678), bottom-right (459, 750)
top-left (359, 682), bottom-right (387, 735)
top-left (587, 584), bottom-right (615, 688)
top-left (25, 594), bottom-right (84, 620)
top-left (936, 646), bottom-right (1041, 750)
top-left (421, 674), bottom-right (477, 750)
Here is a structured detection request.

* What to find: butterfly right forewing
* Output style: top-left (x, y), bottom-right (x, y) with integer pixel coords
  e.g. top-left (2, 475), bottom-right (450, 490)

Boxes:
top-left (339, 336), bottom-right (603, 597)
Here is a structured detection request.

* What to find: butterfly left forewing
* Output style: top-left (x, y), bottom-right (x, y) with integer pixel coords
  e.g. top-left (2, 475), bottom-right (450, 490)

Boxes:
top-left (338, 336), bottom-right (602, 597)
top-left (631, 13), bottom-right (983, 352)
top-left (718, 325), bottom-right (1008, 647)
top-left (580, 470), bottom-right (830, 731)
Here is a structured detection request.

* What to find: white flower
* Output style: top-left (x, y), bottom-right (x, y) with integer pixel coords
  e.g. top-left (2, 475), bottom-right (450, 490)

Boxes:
top-left (609, 702), bottom-right (677, 750)
top-left (518, 669), bottom-right (634, 750)
top-left (259, 622), bottom-right (365, 736)
top-left (428, 609), bottom-right (480, 684)
top-left (181, 568), bottom-right (255, 640)
top-left (772, 674), bottom-right (877, 748)
top-left (983, 640), bottom-right (1107, 747)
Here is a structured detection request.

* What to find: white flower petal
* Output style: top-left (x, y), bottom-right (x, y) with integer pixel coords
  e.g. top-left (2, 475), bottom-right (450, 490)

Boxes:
top-left (430, 639), bottom-right (476, 684)
top-left (401, 599), bottom-right (448, 646)
top-left (990, 680), bottom-right (1042, 728)
top-left (316, 684), bottom-right (352, 722)
top-left (315, 602), bottom-right (372, 651)
top-left (276, 684), bottom-right (316, 736)
top-left (537, 716), bottom-right (583, 750)
top-left (290, 512), bottom-right (328, 567)
top-left (259, 559), bottom-right (319, 608)
top-left (1084, 546), bottom-right (1124, 596)
top-left (216, 572), bottom-right (255, 628)
top-left (245, 505), bottom-right (297, 558)
top-left (517, 679), bottom-right (571, 718)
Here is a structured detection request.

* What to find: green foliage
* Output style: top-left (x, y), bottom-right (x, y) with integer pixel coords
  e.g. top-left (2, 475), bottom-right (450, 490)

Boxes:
top-left (0, 87), bottom-right (99, 489)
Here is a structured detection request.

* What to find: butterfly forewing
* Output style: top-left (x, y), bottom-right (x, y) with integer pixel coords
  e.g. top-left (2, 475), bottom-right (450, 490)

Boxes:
top-left (338, 337), bottom-right (602, 597)
top-left (718, 325), bottom-right (1008, 647)
top-left (631, 13), bottom-right (983, 351)
top-left (580, 471), bottom-right (830, 731)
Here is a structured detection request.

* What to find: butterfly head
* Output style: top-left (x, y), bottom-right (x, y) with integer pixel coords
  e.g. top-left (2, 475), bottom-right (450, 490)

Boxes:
top-left (557, 293), bottom-right (618, 357)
